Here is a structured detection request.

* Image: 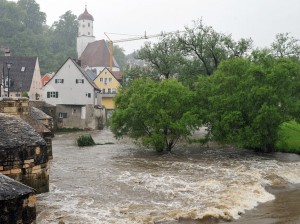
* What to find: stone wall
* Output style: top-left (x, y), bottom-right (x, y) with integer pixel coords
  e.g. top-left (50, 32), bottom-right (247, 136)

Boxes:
top-left (0, 174), bottom-right (36, 224)
top-left (0, 97), bottom-right (29, 116)
top-left (29, 100), bottom-right (56, 130)
top-left (56, 104), bottom-right (105, 130)
top-left (0, 114), bottom-right (49, 193)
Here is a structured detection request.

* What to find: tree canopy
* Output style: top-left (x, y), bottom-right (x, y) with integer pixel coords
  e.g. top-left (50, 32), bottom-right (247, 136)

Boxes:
top-left (195, 56), bottom-right (300, 152)
top-left (0, 0), bottom-right (78, 74)
top-left (110, 78), bottom-right (200, 152)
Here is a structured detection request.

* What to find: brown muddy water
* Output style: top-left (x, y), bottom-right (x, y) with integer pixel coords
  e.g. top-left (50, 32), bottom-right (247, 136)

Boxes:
top-left (36, 129), bottom-right (300, 224)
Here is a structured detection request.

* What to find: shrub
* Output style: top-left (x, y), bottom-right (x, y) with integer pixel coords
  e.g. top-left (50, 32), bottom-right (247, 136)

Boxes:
top-left (77, 135), bottom-right (95, 147)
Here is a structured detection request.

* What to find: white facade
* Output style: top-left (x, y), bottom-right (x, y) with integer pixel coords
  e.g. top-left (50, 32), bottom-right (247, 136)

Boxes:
top-left (28, 58), bottom-right (43, 100)
top-left (42, 58), bottom-right (100, 106)
top-left (77, 19), bottom-right (95, 58)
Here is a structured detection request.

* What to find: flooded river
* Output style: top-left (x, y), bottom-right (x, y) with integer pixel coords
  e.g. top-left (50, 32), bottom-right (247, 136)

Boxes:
top-left (37, 130), bottom-right (300, 224)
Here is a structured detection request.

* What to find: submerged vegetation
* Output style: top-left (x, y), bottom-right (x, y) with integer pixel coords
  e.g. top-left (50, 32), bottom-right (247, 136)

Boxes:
top-left (77, 135), bottom-right (96, 147)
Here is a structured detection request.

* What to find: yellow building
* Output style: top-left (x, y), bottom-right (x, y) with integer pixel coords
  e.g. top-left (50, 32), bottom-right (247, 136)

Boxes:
top-left (94, 68), bottom-right (122, 112)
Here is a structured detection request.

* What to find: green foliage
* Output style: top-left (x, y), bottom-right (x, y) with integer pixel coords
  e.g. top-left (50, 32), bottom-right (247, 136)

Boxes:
top-left (113, 44), bottom-right (127, 70)
top-left (195, 56), bottom-right (300, 152)
top-left (178, 19), bottom-right (252, 76)
top-left (77, 135), bottom-right (96, 147)
top-left (22, 91), bottom-right (29, 98)
top-left (110, 78), bottom-right (200, 152)
top-left (0, 0), bottom-right (77, 74)
top-left (276, 121), bottom-right (300, 153)
top-left (138, 33), bottom-right (184, 79)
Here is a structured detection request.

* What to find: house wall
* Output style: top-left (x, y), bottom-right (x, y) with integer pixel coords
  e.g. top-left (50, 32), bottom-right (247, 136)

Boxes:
top-left (56, 104), bottom-right (105, 130)
top-left (42, 59), bottom-right (96, 106)
top-left (29, 58), bottom-right (42, 100)
top-left (102, 97), bottom-right (115, 110)
top-left (94, 68), bottom-right (121, 110)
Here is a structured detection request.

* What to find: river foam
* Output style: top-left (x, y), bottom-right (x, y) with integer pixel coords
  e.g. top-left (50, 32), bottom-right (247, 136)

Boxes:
top-left (36, 130), bottom-right (300, 223)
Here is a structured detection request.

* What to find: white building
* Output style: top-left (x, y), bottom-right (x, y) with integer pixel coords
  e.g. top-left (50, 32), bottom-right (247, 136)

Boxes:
top-left (42, 58), bottom-right (104, 130)
top-left (77, 7), bottom-right (120, 73)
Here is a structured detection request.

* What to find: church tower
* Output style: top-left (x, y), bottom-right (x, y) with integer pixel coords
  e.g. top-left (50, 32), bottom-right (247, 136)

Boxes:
top-left (76, 6), bottom-right (96, 59)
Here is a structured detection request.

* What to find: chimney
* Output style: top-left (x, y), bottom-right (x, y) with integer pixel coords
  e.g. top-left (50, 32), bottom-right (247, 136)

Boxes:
top-left (4, 48), bottom-right (10, 57)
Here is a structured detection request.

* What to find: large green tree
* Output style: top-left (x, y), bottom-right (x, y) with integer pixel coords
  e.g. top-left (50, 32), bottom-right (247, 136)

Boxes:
top-left (138, 34), bottom-right (184, 79)
top-left (178, 19), bottom-right (252, 76)
top-left (195, 56), bottom-right (300, 152)
top-left (110, 78), bottom-right (200, 152)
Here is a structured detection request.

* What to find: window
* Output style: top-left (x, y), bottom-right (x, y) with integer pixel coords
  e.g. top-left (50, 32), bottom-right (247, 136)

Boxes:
top-left (4, 78), bottom-right (10, 87)
top-left (88, 23), bottom-right (90, 27)
top-left (88, 32), bottom-right (90, 35)
top-left (102, 88), bottom-right (106, 93)
top-left (108, 88), bottom-right (112, 93)
top-left (100, 78), bottom-right (103, 82)
top-left (58, 112), bottom-right (67, 118)
top-left (86, 93), bottom-right (91, 98)
top-left (109, 78), bottom-right (112, 82)
top-left (76, 79), bottom-right (84, 84)
top-left (104, 78), bottom-right (108, 85)
top-left (72, 108), bottom-right (77, 114)
top-left (47, 91), bottom-right (59, 98)
top-left (112, 88), bottom-right (117, 93)
top-left (55, 79), bottom-right (64, 84)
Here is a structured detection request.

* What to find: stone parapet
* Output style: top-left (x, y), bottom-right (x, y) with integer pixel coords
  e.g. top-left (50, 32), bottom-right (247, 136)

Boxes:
top-left (0, 174), bottom-right (36, 224)
top-left (0, 113), bottom-right (49, 193)
top-left (0, 97), bottom-right (29, 116)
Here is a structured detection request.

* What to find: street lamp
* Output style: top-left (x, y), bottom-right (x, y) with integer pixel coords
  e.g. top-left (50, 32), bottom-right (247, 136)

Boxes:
top-left (6, 62), bottom-right (12, 97)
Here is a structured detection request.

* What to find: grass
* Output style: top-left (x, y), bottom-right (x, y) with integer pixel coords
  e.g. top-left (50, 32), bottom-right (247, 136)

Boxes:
top-left (276, 121), bottom-right (300, 154)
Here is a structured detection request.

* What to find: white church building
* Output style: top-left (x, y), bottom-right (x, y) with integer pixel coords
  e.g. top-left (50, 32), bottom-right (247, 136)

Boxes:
top-left (77, 7), bottom-right (120, 74)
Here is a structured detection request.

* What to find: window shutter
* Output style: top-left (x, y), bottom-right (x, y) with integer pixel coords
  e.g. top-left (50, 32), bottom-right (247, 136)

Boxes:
top-left (76, 79), bottom-right (78, 84)
top-left (56, 92), bottom-right (59, 98)
top-left (55, 79), bottom-right (57, 83)
top-left (62, 79), bottom-right (64, 83)
top-left (47, 92), bottom-right (50, 98)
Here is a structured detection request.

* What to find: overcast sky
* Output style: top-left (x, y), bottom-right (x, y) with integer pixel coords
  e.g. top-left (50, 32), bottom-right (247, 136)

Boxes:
top-left (16, 0), bottom-right (300, 54)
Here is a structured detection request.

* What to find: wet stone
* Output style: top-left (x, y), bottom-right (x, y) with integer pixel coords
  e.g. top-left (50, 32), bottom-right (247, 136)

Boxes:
top-left (0, 113), bottom-right (49, 193)
top-left (0, 174), bottom-right (36, 224)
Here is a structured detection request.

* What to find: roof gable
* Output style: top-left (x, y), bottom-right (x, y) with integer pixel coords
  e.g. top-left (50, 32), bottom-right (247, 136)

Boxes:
top-left (79, 40), bottom-right (119, 68)
top-left (46, 57), bottom-right (99, 90)
top-left (97, 67), bottom-right (122, 83)
top-left (0, 56), bottom-right (37, 92)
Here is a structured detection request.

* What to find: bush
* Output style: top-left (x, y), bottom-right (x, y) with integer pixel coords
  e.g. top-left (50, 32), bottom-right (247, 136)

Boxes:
top-left (77, 135), bottom-right (95, 147)
top-left (276, 121), bottom-right (300, 153)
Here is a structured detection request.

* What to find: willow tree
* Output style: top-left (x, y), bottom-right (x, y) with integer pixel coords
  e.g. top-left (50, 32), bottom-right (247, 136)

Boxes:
top-left (110, 78), bottom-right (200, 152)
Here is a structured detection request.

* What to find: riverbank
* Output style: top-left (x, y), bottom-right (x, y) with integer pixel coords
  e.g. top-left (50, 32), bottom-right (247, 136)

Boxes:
top-left (224, 184), bottom-right (300, 224)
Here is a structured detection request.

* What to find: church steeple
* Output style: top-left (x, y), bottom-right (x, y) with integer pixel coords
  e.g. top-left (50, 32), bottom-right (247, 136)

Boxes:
top-left (76, 6), bottom-right (96, 58)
